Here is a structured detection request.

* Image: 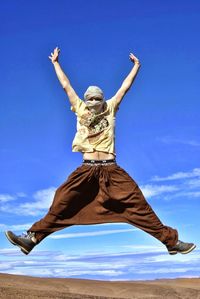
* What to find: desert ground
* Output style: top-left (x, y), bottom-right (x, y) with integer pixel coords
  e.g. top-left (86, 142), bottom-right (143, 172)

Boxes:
top-left (0, 273), bottom-right (200, 299)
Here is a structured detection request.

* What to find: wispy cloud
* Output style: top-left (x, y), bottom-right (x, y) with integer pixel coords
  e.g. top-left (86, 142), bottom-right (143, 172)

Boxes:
top-left (157, 136), bottom-right (200, 147)
top-left (144, 167), bottom-right (200, 201)
top-left (137, 267), bottom-right (200, 274)
top-left (151, 168), bottom-right (200, 182)
top-left (0, 187), bottom-right (56, 216)
top-left (140, 184), bottom-right (179, 198)
top-left (49, 228), bottom-right (138, 239)
top-left (145, 252), bottom-right (200, 263)
top-left (0, 194), bottom-right (16, 203)
top-left (160, 191), bottom-right (200, 201)
top-left (0, 247), bottom-right (199, 280)
top-left (0, 223), bottom-right (33, 232)
top-left (186, 178), bottom-right (200, 188)
top-left (0, 192), bottom-right (27, 203)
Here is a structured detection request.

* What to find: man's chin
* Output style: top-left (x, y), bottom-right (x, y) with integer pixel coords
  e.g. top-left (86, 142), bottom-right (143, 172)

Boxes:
top-left (89, 107), bottom-right (103, 114)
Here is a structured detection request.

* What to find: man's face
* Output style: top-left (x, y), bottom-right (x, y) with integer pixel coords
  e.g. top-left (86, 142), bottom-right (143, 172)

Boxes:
top-left (85, 96), bottom-right (104, 113)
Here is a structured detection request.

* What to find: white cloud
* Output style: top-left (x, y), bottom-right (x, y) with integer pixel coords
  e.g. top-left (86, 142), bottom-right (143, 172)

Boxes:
top-left (0, 194), bottom-right (16, 203)
top-left (179, 191), bottom-right (200, 198)
top-left (0, 192), bottom-right (27, 203)
top-left (55, 269), bottom-right (124, 277)
top-left (186, 178), bottom-right (200, 188)
top-left (151, 168), bottom-right (200, 182)
top-left (157, 136), bottom-right (200, 147)
top-left (144, 167), bottom-right (200, 201)
top-left (144, 251), bottom-right (200, 263)
top-left (49, 228), bottom-right (138, 239)
top-left (0, 262), bottom-right (17, 270)
top-left (159, 190), bottom-right (200, 201)
top-left (0, 247), bottom-right (199, 280)
top-left (20, 187), bottom-right (56, 215)
top-left (137, 267), bottom-right (197, 274)
top-left (0, 187), bottom-right (56, 216)
top-left (140, 184), bottom-right (179, 198)
top-left (120, 244), bottom-right (166, 253)
top-left (0, 223), bottom-right (33, 232)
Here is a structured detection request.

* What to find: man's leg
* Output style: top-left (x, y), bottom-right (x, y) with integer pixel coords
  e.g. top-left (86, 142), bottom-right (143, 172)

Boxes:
top-left (5, 164), bottom-right (99, 254)
top-left (28, 164), bottom-right (99, 242)
top-left (106, 165), bottom-right (178, 247)
top-left (105, 164), bottom-right (196, 254)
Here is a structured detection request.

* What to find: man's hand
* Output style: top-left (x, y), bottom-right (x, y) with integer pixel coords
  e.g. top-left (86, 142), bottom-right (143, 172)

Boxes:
top-left (113, 52), bottom-right (141, 107)
top-left (48, 47), bottom-right (60, 64)
top-left (49, 47), bottom-right (79, 107)
top-left (129, 52), bottom-right (140, 65)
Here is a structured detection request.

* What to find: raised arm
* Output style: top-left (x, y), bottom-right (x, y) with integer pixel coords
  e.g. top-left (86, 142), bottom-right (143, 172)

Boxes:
top-left (48, 47), bottom-right (79, 107)
top-left (113, 53), bottom-right (141, 106)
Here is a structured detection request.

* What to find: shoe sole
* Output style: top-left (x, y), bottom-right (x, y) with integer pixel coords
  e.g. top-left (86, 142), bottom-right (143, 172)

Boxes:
top-left (169, 244), bottom-right (196, 255)
top-left (5, 231), bottom-right (30, 255)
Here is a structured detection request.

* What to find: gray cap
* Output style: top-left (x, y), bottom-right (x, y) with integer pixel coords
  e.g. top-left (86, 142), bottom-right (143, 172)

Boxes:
top-left (84, 86), bottom-right (104, 101)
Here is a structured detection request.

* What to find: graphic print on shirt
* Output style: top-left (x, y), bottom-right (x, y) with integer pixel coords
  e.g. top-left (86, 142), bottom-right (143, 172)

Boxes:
top-left (79, 110), bottom-right (109, 143)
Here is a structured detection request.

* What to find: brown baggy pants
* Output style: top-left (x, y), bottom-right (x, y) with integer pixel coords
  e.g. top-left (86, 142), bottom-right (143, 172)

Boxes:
top-left (27, 160), bottom-right (178, 248)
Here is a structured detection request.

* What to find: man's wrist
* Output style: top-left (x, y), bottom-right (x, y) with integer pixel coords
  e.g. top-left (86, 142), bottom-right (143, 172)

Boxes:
top-left (53, 61), bottom-right (59, 66)
top-left (134, 60), bottom-right (140, 65)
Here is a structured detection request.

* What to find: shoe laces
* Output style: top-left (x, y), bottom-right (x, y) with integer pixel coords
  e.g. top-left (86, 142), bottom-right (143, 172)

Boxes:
top-left (20, 231), bottom-right (35, 239)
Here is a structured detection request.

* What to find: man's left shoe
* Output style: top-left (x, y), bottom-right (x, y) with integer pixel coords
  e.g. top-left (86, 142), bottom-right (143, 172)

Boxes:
top-left (5, 231), bottom-right (37, 255)
top-left (167, 240), bottom-right (196, 255)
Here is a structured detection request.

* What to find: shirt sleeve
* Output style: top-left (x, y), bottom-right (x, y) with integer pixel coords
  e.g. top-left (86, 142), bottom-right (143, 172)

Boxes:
top-left (106, 96), bottom-right (120, 115)
top-left (70, 97), bottom-right (86, 115)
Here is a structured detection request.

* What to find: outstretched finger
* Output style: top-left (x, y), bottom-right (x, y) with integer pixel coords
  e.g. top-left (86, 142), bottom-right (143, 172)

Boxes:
top-left (130, 53), bottom-right (137, 59)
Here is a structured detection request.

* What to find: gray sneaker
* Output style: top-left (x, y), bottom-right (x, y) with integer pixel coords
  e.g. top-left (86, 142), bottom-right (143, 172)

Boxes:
top-left (167, 240), bottom-right (196, 255)
top-left (5, 231), bottom-right (37, 255)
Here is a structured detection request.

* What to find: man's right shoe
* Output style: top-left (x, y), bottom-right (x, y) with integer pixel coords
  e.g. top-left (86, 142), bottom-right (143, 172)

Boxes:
top-left (167, 240), bottom-right (196, 255)
top-left (5, 231), bottom-right (37, 255)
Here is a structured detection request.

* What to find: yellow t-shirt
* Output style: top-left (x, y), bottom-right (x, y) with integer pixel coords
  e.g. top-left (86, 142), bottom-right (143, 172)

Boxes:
top-left (70, 96), bottom-right (119, 156)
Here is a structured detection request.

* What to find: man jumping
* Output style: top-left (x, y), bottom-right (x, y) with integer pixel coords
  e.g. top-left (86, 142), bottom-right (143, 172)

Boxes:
top-left (5, 47), bottom-right (196, 256)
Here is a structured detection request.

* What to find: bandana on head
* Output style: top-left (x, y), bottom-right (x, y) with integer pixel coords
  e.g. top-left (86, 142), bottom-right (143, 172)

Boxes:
top-left (84, 86), bottom-right (105, 101)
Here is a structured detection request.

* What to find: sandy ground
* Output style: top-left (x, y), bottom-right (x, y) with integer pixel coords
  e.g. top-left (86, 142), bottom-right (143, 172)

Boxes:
top-left (0, 273), bottom-right (200, 299)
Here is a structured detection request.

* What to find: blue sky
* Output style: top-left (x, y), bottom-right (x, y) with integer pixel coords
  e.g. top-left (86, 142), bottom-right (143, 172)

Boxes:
top-left (0, 0), bottom-right (200, 280)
